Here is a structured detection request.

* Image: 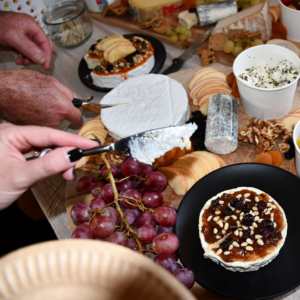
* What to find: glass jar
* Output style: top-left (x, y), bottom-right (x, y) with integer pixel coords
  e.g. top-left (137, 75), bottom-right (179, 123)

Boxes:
top-left (42, 1), bottom-right (93, 48)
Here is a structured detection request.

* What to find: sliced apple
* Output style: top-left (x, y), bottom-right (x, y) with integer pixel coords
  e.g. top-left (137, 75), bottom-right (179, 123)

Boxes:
top-left (191, 78), bottom-right (229, 97)
top-left (197, 88), bottom-right (232, 102)
top-left (75, 157), bottom-right (88, 169)
top-left (158, 167), bottom-right (188, 195)
top-left (282, 116), bottom-right (300, 132)
top-left (198, 93), bottom-right (216, 107)
top-left (210, 153), bottom-right (227, 167)
top-left (96, 35), bottom-right (124, 51)
top-left (192, 151), bottom-right (220, 170)
top-left (189, 68), bottom-right (216, 90)
top-left (178, 156), bottom-right (208, 174)
top-left (169, 165), bottom-right (196, 190)
top-left (107, 44), bottom-right (136, 63)
top-left (78, 121), bottom-right (106, 136)
top-left (199, 102), bottom-right (209, 116)
top-left (185, 153), bottom-right (213, 172)
top-left (104, 41), bottom-right (132, 61)
top-left (173, 158), bottom-right (206, 179)
top-left (83, 133), bottom-right (106, 145)
top-left (170, 164), bottom-right (199, 181)
top-left (200, 72), bottom-right (227, 82)
top-left (193, 83), bottom-right (230, 100)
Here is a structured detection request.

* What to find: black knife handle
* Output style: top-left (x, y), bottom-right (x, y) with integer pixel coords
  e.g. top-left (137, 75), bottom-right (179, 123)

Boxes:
top-left (68, 144), bottom-right (113, 162)
top-left (72, 100), bottom-right (83, 108)
top-left (161, 58), bottom-right (185, 75)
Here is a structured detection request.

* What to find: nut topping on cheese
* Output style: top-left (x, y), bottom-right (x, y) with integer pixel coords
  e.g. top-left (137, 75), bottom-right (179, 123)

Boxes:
top-left (199, 187), bottom-right (287, 272)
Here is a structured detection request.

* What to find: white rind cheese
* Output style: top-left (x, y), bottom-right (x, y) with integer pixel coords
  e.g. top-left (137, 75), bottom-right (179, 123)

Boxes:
top-left (178, 11), bottom-right (198, 29)
top-left (84, 53), bottom-right (101, 69)
top-left (199, 187), bottom-right (288, 272)
top-left (101, 74), bottom-right (190, 140)
top-left (90, 55), bottom-right (155, 89)
top-left (213, 2), bottom-right (272, 41)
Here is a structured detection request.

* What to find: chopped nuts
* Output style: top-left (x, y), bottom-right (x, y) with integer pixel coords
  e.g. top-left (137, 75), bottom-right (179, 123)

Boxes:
top-left (233, 241), bottom-right (240, 247)
top-left (224, 251), bottom-right (230, 255)
top-left (246, 238), bottom-right (253, 244)
top-left (213, 216), bottom-right (220, 221)
top-left (246, 246), bottom-right (254, 251)
top-left (239, 231), bottom-right (243, 237)
top-left (241, 242), bottom-right (248, 247)
top-left (229, 245), bottom-right (233, 251)
top-left (216, 249), bottom-right (222, 255)
top-left (242, 225), bottom-right (248, 230)
top-left (255, 234), bottom-right (263, 239)
top-left (207, 215), bottom-right (213, 222)
top-left (257, 239), bottom-right (264, 246)
top-left (224, 216), bottom-right (230, 221)
top-left (215, 211), bottom-right (221, 215)
top-left (253, 222), bottom-right (258, 228)
top-left (244, 193), bottom-right (251, 198)
top-left (218, 220), bottom-right (224, 228)
top-left (236, 194), bottom-right (242, 199)
top-left (252, 207), bottom-right (258, 211)
top-left (224, 223), bottom-right (229, 231)
top-left (254, 216), bottom-right (259, 221)
top-left (231, 215), bottom-right (237, 220)
top-left (255, 196), bottom-right (259, 202)
top-left (234, 230), bottom-right (239, 236)
top-left (213, 228), bottom-right (218, 234)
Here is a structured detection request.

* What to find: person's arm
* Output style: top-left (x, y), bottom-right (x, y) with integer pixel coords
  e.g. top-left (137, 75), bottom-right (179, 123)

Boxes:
top-left (0, 124), bottom-right (99, 211)
top-left (0, 69), bottom-right (81, 126)
top-left (0, 11), bottom-right (53, 70)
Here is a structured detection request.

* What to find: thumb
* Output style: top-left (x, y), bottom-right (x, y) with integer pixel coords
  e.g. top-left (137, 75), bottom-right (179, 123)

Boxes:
top-left (25, 147), bottom-right (76, 184)
top-left (64, 101), bottom-right (82, 124)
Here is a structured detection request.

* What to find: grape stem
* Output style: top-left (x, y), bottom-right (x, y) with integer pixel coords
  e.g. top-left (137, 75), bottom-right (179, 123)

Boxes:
top-left (115, 174), bottom-right (146, 183)
top-left (101, 153), bottom-right (143, 253)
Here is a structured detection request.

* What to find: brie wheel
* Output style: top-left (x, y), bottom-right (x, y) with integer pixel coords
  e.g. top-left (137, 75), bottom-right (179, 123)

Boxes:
top-left (199, 187), bottom-right (287, 272)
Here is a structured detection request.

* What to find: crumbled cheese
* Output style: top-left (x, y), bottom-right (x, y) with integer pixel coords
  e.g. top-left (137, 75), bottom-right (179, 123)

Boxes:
top-left (239, 60), bottom-right (299, 89)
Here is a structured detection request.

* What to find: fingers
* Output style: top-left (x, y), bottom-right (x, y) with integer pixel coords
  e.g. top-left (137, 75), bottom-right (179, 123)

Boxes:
top-left (51, 77), bottom-right (74, 100)
top-left (61, 166), bottom-right (76, 181)
top-left (7, 126), bottom-right (99, 152)
top-left (25, 146), bottom-right (76, 184)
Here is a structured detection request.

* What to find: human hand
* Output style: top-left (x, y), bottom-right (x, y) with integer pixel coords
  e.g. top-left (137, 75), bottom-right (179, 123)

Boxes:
top-left (0, 69), bottom-right (81, 126)
top-left (0, 124), bottom-right (99, 211)
top-left (0, 11), bottom-right (53, 70)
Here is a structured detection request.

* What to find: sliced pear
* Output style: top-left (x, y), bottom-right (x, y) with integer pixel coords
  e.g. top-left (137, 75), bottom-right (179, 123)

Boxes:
top-left (107, 44), bottom-right (136, 63)
top-left (102, 38), bottom-right (131, 51)
top-left (158, 167), bottom-right (188, 195)
top-left (96, 35), bottom-right (124, 51)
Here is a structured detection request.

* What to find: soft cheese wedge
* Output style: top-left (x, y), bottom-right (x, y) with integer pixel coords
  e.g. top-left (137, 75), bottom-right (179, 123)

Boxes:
top-left (199, 187), bottom-right (287, 272)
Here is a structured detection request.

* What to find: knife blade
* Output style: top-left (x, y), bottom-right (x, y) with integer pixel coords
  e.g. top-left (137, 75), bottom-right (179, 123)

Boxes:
top-left (67, 124), bottom-right (197, 164)
top-left (162, 26), bottom-right (215, 75)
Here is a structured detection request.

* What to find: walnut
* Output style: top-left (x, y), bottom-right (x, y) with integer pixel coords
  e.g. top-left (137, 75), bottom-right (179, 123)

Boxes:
top-left (255, 139), bottom-right (275, 154)
top-left (278, 143), bottom-right (290, 154)
top-left (247, 118), bottom-right (257, 128)
top-left (283, 134), bottom-right (293, 143)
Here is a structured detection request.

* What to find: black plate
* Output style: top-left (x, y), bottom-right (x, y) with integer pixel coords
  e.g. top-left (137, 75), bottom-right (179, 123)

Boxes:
top-left (78, 33), bottom-right (166, 92)
top-left (175, 163), bottom-right (300, 300)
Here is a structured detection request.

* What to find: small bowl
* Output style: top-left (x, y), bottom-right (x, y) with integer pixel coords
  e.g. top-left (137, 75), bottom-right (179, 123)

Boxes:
top-left (42, 1), bottom-right (93, 48)
top-left (233, 44), bottom-right (300, 120)
top-left (293, 120), bottom-right (300, 177)
top-left (279, 0), bottom-right (300, 42)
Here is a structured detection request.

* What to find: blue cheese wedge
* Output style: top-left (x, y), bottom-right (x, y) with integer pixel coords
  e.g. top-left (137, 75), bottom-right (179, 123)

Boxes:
top-left (199, 187), bottom-right (287, 272)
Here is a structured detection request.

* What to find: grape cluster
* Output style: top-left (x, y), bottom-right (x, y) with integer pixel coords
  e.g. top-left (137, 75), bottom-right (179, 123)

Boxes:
top-left (71, 156), bottom-right (195, 289)
top-left (165, 26), bottom-right (192, 44)
top-left (222, 38), bottom-right (264, 57)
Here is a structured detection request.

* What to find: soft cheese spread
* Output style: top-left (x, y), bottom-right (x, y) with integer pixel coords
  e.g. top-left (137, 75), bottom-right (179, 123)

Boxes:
top-left (85, 36), bottom-right (155, 88)
top-left (239, 60), bottom-right (299, 89)
top-left (199, 187), bottom-right (287, 272)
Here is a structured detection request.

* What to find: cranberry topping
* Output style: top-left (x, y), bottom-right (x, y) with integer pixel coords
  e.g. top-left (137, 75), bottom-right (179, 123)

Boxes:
top-left (242, 203), bottom-right (250, 213)
top-left (259, 219), bottom-right (275, 238)
top-left (235, 199), bottom-right (244, 210)
top-left (212, 197), bottom-right (220, 212)
top-left (257, 201), bottom-right (267, 212)
top-left (230, 198), bottom-right (238, 207)
top-left (242, 228), bottom-right (251, 241)
top-left (242, 214), bottom-right (254, 226)
top-left (219, 237), bottom-right (233, 250)
top-left (230, 222), bottom-right (238, 232)
top-left (223, 207), bottom-right (233, 216)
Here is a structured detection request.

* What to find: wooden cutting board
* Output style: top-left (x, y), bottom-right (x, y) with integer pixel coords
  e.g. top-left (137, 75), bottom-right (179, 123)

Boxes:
top-left (65, 65), bottom-right (300, 300)
top-left (88, 8), bottom-right (300, 67)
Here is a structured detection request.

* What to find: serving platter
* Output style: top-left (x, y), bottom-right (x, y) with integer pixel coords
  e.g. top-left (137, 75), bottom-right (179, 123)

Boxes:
top-left (78, 33), bottom-right (166, 92)
top-left (175, 163), bottom-right (300, 300)
top-left (66, 66), bottom-right (300, 299)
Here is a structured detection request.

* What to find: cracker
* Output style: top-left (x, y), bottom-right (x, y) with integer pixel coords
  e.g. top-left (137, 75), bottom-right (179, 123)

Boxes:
top-left (228, 29), bottom-right (245, 41)
top-left (208, 33), bottom-right (227, 52)
top-left (199, 49), bottom-right (217, 66)
top-left (244, 31), bottom-right (262, 41)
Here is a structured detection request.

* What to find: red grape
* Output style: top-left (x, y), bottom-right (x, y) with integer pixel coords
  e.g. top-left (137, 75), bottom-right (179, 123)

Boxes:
top-left (173, 268), bottom-right (195, 289)
top-left (174, 263), bottom-right (183, 271)
top-left (119, 209), bottom-right (136, 225)
top-left (101, 184), bottom-right (114, 203)
top-left (121, 160), bottom-right (142, 177)
top-left (137, 225), bottom-right (157, 244)
top-left (144, 191), bottom-right (163, 208)
top-left (123, 156), bottom-right (135, 163)
top-left (119, 189), bottom-right (142, 209)
top-left (126, 237), bottom-right (139, 251)
top-left (141, 163), bottom-right (155, 175)
top-left (93, 237), bottom-right (106, 241)
top-left (71, 224), bottom-right (93, 239)
top-left (155, 252), bottom-right (177, 273)
top-left (143, 172), bottom-right (167, 192)
top-left (89, 198), bottom-right (106, 210)
top-left (158, 225), bottom-right (174, 234)
top-left (130, 225), bottom-right (138, 233)
top-left (91, 182), bottom-right (104, 198)
top-left (116, 178), bottom-right (133, 192)
top-left (100, 206), bottom-right (120, 225)
top-left (154, 206), bottom-right (177, 227)
top-left (101, 164), bottom-right (119, 178)
top-left (139, 211), bottom-right (156, 227)
top-left (152, 233), bottom-right (179, 254)
top-left (107, 232), bottom-right (127, 246)
top-left (90, 216), bottom-right (115, 238)
top-left (70, 203), bottom-right (92, 224)
top-left (78, 175), bottom-right (98, 191)
top-left (131, 207), bottom-right (142, 219)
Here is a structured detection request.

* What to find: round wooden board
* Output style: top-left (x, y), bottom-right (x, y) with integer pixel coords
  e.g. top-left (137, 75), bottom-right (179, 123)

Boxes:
top-left (65, 66), bottom-right (300, 300)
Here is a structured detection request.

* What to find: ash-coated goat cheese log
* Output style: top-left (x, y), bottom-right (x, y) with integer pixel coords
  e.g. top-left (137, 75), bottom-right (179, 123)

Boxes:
top-left (204, 93), bottom-right (238, 155)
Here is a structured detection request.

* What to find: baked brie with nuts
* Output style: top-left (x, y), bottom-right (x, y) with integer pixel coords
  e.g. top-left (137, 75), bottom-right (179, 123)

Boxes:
top-left (199, 187), bottom-right (287, 272)
top-left (84, 35), bottom-right (154, 88)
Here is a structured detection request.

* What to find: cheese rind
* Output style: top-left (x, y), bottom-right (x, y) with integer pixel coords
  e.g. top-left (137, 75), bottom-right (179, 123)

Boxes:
top-left (213, 2), bottom-right (272, 41)
top-left (178, 11), bottom-right (198, 29)
top-left (101, 74), bottom-right (190, 140)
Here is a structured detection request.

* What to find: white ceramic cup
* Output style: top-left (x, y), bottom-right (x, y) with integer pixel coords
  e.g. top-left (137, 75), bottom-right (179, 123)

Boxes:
top-left (293, 120), bottom-right (300, 177)
top-left (233, 44), bottom-right (300, 120)
top-left (279, 0), bottom-right (300, 42)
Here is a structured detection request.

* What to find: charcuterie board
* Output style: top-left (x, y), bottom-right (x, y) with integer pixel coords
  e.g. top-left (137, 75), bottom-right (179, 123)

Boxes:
top-left (65, 65), bottom-right (300, 299)
top-left (87, 9), bottom-right (300, 67)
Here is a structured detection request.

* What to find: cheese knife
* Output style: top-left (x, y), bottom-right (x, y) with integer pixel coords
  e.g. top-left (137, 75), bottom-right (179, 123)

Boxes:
top-left (27, 124), bottom-right (197, 164)
top-left (162, 26), bottom-right (215, 75)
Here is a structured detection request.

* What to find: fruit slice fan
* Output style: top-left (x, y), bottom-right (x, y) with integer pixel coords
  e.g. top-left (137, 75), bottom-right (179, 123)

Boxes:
top-left (71, 154), bottom-right (195, 289)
